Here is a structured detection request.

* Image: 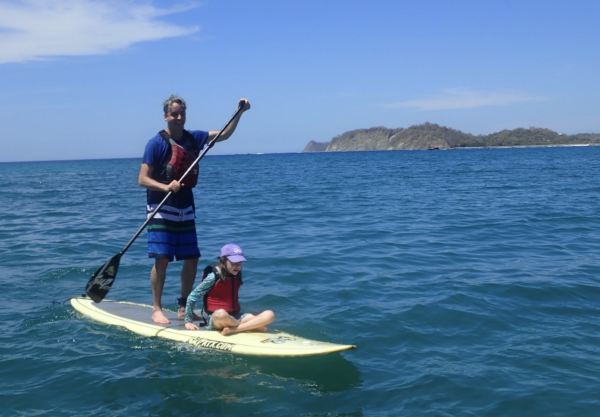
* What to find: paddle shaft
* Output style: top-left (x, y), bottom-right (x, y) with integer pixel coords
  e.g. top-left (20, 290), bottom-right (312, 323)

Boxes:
top-left (118, 104), bottom-right (244, 256)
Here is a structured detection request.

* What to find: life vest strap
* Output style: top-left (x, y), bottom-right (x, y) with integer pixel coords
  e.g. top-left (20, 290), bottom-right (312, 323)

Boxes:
top-left (158, 130), bottom-right (199, 187)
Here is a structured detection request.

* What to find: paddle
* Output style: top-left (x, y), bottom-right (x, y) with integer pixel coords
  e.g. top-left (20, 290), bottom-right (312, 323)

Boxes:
top-left (85, 104), bottom-right (245, 303)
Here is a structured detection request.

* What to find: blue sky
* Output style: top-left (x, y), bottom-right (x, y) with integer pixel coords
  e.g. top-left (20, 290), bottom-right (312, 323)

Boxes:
top-left (1, 0), bottom-right (599, 162)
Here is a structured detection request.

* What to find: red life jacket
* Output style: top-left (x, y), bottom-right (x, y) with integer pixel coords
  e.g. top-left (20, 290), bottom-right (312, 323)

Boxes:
top-left (202, 263), bottom-right (243, 315)
top-left (159, 130), bottom-right (199, 188)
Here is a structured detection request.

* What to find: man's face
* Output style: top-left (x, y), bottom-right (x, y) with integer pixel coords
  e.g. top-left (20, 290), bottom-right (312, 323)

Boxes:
top-left (164, 102), bottom-right (186, 132)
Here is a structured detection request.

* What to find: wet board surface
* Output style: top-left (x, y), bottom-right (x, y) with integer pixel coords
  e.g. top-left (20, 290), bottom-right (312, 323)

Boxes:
top-left (71, 297), bottom-right (356, 356)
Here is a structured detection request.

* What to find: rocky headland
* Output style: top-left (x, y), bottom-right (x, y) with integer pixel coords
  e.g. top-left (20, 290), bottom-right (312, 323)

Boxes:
top-left (303, 123), bottom-right (600, 152)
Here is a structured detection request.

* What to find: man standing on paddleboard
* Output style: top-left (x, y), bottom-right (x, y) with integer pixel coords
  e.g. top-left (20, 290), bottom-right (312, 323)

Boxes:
top-left (138, 95), bottom-right (251, 324)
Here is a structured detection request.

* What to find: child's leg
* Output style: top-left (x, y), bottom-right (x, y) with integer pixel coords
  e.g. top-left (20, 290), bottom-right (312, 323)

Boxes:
top-left (222, 310), bottom-right (275, 336)
top-left (210, 309), bottom-right (242, 330)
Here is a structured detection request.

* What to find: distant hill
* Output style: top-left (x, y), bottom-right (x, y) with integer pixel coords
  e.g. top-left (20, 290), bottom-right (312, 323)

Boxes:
top-left (303, 140), bottom-right (329, 152)
top-left (302, 123), bottom-right (600, 152)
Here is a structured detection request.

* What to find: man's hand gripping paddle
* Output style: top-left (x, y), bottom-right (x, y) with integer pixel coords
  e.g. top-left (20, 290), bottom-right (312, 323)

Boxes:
top-left (85, 104), bottom-right (245, 303)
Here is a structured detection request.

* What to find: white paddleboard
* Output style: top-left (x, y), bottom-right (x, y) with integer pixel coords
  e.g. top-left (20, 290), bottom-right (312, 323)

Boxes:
top-left (71, 297), bottom-right (356, 356)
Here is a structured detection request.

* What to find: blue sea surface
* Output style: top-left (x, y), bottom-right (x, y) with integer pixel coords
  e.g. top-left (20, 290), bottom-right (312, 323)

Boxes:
top-left (1, 147), bottom-right (599, 416)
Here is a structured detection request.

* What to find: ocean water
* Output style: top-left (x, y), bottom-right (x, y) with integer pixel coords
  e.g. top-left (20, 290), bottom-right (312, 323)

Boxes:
top-left (1, 147), bottom-right (600, 416)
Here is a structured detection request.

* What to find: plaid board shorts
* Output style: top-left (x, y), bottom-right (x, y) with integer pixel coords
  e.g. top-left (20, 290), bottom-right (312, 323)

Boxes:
top-left (147, 204), bottom-right (200, 261)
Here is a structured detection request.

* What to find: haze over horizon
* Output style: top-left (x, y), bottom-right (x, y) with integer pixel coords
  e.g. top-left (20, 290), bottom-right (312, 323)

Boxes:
top-left (1, 0), bottom-right (599, 162)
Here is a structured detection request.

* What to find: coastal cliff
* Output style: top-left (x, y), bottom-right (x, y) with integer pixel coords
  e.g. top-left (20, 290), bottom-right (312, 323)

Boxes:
top-left (302, 123), bottom-right (600, 152)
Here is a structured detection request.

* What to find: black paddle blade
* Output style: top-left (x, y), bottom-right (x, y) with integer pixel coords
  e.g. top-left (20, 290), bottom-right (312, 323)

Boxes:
top-left (85, 253), bottom-right (122, 303)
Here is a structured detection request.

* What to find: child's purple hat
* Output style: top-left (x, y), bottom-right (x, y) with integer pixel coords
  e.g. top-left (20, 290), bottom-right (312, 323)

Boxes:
top-left (218, 243), bottom-right (247, 262)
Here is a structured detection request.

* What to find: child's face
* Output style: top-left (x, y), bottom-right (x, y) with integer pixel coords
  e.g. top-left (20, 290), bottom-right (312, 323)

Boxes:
top-left (226, 259), bottom-right (242, 275)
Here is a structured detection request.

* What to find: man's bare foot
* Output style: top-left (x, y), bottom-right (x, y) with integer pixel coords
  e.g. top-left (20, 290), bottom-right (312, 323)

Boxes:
top-left (152, 310), bottom-right (170, 324)
top-left (177, 307), bottom-right (201, 320)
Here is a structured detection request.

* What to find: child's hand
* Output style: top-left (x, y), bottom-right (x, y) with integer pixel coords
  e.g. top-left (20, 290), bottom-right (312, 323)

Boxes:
top-left (185, 322), bottom-right (199, 330)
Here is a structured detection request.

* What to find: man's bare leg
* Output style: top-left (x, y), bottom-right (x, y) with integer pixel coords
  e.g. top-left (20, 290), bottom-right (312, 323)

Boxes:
top-left (221, 311), bottom-right (276, 336)
top-left (178, 257), bottom-right (198, 317)
top-left (151, 258), bottom-right (170, 324)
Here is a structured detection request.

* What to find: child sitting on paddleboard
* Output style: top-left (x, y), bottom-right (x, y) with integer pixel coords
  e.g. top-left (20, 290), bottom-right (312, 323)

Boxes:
top-left (184, 244), bottom-right (275, 336)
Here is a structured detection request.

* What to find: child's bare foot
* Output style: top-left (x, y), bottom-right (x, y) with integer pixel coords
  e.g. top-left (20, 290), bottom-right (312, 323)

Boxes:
top-left (152, 310), bottom-right (170, 324)
top-left (221, 327), bottom-right (237, 336)
top-left (221, 326), bottom-right (267, 336)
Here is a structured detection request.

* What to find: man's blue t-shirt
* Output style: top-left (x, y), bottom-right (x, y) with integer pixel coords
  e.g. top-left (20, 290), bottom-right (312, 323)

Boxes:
top-left (142, 129), bottom-right (209, 209)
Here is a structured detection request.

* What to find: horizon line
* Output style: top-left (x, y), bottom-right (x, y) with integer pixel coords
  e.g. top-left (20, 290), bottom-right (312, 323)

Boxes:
top-left (0, 152), bottom-right (305, 164)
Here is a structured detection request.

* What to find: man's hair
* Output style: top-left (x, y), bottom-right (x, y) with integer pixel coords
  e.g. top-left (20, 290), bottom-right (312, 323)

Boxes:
top-left (163, 95), bottom-right (187, 116)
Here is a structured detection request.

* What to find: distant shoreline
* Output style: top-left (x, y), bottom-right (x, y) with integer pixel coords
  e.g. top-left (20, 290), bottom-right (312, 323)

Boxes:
top-left (303, 123), bottom-right (600, 153)
top-left (442, 143), bottom-right (599, 150)
top-left (301, 143), bottom-right (600, 154)
top-left (2, 144), bottom-right (599, 164)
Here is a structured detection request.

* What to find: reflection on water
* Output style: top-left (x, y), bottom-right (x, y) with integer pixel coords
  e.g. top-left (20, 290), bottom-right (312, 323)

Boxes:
top-left (143, 339), bottom-right (360, 395)
top-left (138, 342), bottom-right (361, 415)
top-left (248, 354), bottom-right (362, 394)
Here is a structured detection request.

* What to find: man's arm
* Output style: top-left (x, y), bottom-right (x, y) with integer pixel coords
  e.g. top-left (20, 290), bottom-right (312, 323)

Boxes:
top-left (138, 163), bottom-right (182, 193)
top-left (207, 98), bottom-right (251, 143)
